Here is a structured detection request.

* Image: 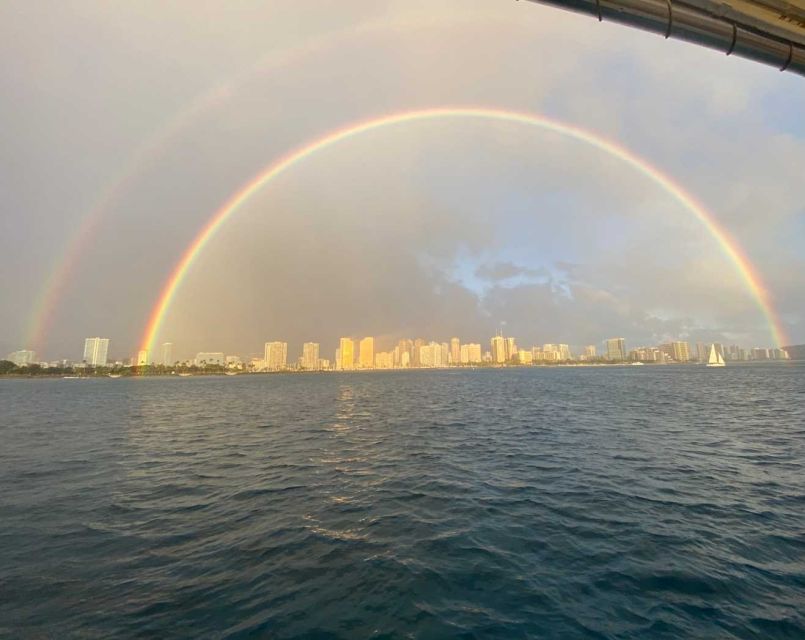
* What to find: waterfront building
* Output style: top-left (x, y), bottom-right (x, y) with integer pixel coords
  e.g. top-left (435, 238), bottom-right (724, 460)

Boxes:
top-left (396, 339), bottom-right (413, 367)
top-left (7, 350), bottom-right (36, 366)
top-left (413, 339), bottom-right (426, 367)
top-left (558, 344), bottom-right (572, 361)
top-left (440, 342), bottom-right (449, 367)
top-left (467, 343), bottom-right (482, 364)
top-left (136, 349), bottom-right (148, 366)
top-left (160, 342), bottom-right (173, 366)
top-left (491, 335), bottom-right (506, 363)
top-left (301, 342), bottom-right (320, 370)
top-left (505, 337), bottom-right (516, 361)
top-left (339, 338), bottom-right (355, 370)
top-left (225, 355), bottom-right (242, 369)
top-left (450, 338), bottom-right (460, 365)
top-left (584, 345), bottom-right (596, 358)
top-left (751, 347), bottom-right (769, 360)
top-left (264, 342), bottom-right (288, 371)
top-left (375, 351), bottom-right (393, 369)
top-left (359, 337), bottom-right (374, 369)
top-left (419, 344), bottom-right (433, 367)
top-left (605, 338), bottom-right (626, 361)
top-left (83, 337), bottom-right (109, 366)
top-left (517, 349), bottom-right (533, 364)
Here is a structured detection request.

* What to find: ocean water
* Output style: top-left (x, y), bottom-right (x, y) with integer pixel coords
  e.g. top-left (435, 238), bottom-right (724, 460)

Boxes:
top-left (1, 365), bottom-right (803, 639)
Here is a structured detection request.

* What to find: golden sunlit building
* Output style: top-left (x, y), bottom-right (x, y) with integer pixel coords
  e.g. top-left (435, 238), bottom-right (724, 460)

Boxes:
top-left (301, 342), bottom-right (319, 370)
top-left (264, 342), bottom-right (287, 371)
top-left (339, 337), bottom-right (355, 370)
top-left (359, 337), bottom-right (374, 369)
top-left (491, 335), bottom-right (506, 363)
top-left (450, 338), bottom-right (460, 365)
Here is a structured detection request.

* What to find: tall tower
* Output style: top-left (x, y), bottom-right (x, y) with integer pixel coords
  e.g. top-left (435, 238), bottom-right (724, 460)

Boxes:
top-left (301, 342), bottom-right (320, 370)
top-left (359, 337), bottom-right (374, 369)
top-left (450, 337), bottom-right (460, 365)
top-left (491, 335), bottom-right (506, 363)
top-left (161, 342), bottom-right (173, 366)
top-left (605, 338), bottom-right (626, 361)
top-left (339, 338), bottom-right (355, 370)
top-left (83, 337), bottom-right (110, 366)
top-left (264, 342), bottom-right (288, 370)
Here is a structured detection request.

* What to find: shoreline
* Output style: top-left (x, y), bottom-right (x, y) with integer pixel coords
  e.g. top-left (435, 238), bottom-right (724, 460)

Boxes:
top-left (0, 360), bottom-right (797, 380)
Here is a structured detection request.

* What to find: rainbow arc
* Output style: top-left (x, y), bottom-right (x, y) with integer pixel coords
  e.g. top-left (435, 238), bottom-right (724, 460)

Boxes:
top-left (140, 106), bottom-right (787, 353)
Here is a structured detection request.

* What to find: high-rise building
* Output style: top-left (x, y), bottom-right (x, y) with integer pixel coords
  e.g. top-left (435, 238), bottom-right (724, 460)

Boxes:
top-left (136, 349), bottom-right (148, 366)
top-left (670, 341), bottom-right (690, 362)
top-left (396, 339), bottom-right (413, 367)
top-left (413, 339), bottom-right (426, 367)
top-left (83, 337), bottom-right (109, 366)
top-left (584, 345), bottom-right (596, 358)
top-left (505, 337), bottom-right (516, 362)
top-left (301, 342), bottom-right (320, 370)
top-left (375, 352), bottom-right (393, 369)
top-left (339, 338), bottom-right (355, 370)
top-left (440, 342), bottom-right (449, 367)
top-left (450, 338), bottom-right (460, 365)
top-left (359, 337), bottom-right (374, 369)
top-left (543, 344), bottom-right (560, 360)
top-left (419, 343), bottom-right (433, 367)
top-left (605, 338), bottom-right (626, 361)
top-left (161, 342), bottom-right (173, 366)
top-left (491, 335), bottom-right (506, 363)
top-left (467, 343), bottom-right (482, 364)
top-left (264, 342), bottom-right (288, 370)
top-left (751, 347), bottom-right (769, 360)
top-left (7, 350), bottom-right (36, 366)
top-left (558, 344), bottom-right (572, 361)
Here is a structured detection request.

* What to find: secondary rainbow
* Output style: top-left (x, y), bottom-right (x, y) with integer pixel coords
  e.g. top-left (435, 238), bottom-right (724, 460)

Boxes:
top-left (23, 12), bottom-right (515, 355)
top-left (140, 106), bottom-right (787, 353)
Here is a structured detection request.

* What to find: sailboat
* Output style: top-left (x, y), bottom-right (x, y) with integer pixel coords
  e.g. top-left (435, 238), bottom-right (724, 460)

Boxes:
top-left (706, 344), bottom-right (726, 368)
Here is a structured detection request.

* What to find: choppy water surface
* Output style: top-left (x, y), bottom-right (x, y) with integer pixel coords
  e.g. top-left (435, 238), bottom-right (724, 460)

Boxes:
top-left (1, 365), bottom-right (804, 638)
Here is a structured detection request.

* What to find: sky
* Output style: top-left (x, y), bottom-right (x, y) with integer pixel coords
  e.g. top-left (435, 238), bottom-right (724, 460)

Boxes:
top-left (1, 0), bottom-right (803, 362)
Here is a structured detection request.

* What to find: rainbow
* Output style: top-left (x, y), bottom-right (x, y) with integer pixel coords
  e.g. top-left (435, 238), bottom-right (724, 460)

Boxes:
top-left (140, 106), bottom-right (787, 353)
top-left (23, 11), bottom-right (519, 355)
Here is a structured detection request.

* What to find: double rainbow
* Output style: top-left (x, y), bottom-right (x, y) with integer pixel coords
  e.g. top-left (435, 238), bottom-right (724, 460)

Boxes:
top-left (140, 106), bottom-right (787, 353)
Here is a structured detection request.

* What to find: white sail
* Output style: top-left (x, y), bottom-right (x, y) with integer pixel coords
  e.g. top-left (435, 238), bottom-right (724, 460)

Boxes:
top-left (707, 344), bottom-right (726, 367)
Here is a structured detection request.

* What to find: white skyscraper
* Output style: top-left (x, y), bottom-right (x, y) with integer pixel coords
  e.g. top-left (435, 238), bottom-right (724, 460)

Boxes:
top-left (301, 342), bottom-right (320, 370)
top-left (264, 342), bottom-right (288, 371)
top-left (161, 342), bottom-right (173, 366)
top-left (83, 337), bottom-right (109, 366)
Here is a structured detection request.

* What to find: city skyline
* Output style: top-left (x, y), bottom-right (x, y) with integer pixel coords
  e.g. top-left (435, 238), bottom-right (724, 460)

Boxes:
top-left (5, 331), bottom-right (791, 371)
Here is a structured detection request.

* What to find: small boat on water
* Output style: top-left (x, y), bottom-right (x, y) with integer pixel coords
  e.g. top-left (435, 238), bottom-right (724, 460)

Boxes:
top-left (108, 374), bottom-right (122, 378)
top-left (178, 372), bottom-right (192, 377)
top-left (706, 344), bottom-right (726, 368)
top-left (225, 371), bottom-right (238, 376)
